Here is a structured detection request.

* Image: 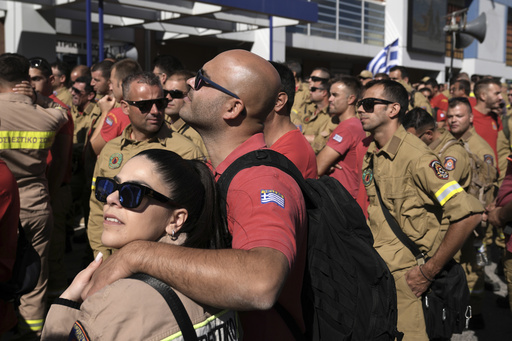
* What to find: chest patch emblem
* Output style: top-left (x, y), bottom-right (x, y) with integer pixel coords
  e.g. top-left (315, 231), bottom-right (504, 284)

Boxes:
top-left (260, 190), bottom-right (285, 208)
top-left (362, 168), bottom-right (373, 186)
top-left (108, 153), bottom-right (123, 169)
top-left (430, 160), bottom-right (449, 179)
top-left (444, 156), bottom-right (457, 171)
top-left (492, 121), bottom-right (497, 130)
top-left (483, 154), bottom-right (494, 165)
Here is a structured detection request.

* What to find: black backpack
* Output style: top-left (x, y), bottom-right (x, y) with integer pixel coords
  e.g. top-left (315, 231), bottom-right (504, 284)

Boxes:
top-left (217, 149), bottom-right (402, 341)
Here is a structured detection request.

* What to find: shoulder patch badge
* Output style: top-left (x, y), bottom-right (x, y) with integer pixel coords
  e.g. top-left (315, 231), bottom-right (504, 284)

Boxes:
top-left (108, 153), bottom-right (123, 169)
top-left (483, 154), bottom-right (494, 165)
top-left (260, 189), bottom-right (285, 208)
top-left (362, 168), bottom-right (373, 186)
top-left (492, 121), bottom-right (497, 131)
top-left (68, 321), bottom-right (91, 341)
top-left (444, 156), bottom-right (457, 171)
top-left (333, 134), bottom-right (343, 143)
top-left (430, 160), bottom-right (449, 179)
top-left (105, 116), bottom-right (114, 126)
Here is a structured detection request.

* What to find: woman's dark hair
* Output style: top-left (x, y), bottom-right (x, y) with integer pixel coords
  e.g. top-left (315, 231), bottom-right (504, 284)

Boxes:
top-left (134, 149), bottom-right (229, 249)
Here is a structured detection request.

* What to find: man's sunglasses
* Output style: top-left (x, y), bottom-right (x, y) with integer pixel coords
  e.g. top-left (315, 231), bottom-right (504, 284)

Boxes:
top-left (164, 89), bottom-right (187, 99)
top-left (70, 86), bottom-right (86, 95)
top-left (309, 76), bottom-right (329, 82)
top-left (94, 177), bottom-right (177, 209)
top-left (194, 69), bottom-right (240, 99)
top-left (124, 98), bottom-right (168, 113)
top-left (356, 98), bottom-right (395, 113)
top-left (310, 87), bottom-right (325, 92)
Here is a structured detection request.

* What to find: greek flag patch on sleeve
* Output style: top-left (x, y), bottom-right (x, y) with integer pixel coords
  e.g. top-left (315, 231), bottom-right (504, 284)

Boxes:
top-left (260, 189), bottom-right (285, 208)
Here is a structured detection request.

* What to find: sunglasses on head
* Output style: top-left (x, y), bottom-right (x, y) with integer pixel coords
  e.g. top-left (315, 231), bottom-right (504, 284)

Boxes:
top-left (124, 98), bottom-right (168, 113)
top-left (310, 87), bottom-right (325, 92)
top-left (309, 76), bottom-right (329, 82)
top-left (164, 89), bottom-right (186, 99)
top-left (194, 69), bottom-right (240, 99)
top-left (356, 98), bottom-right (395, 113)
top-left (94, 177), bottom-right (177, 209)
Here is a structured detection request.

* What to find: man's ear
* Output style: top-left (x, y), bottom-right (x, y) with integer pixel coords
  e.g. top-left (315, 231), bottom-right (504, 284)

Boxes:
top-left (388, 102), bottom-right (401, 119)
top-left (347, 94), bottom-right (357, 106)
top-left (165, 208), bottom-right (189, 236)
top-left (222, 98), bottom-right (245, 120)
top-left (87, 91), bottom-right (96, 102)
top-left (274, 92), bottom-right (288, 114)
top-left (121, 100), bottom-right (130, 116)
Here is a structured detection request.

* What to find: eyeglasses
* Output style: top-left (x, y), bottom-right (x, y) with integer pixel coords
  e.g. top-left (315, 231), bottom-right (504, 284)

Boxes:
top-left (71, 86), bottom-right (86, 95)
top-left (356, 98), bottom-right (395, 113)
top-left (194, 69), bottom-right (240, 99)
top-left (124, 98), bottom-right (169, 113)
top-left (309, 76), bottom-right (329, 82)
top-left (95, 177), bottom-right (177, 209)
top-left (164, 89), bottom-right (186, 99)
top-left (310, 87), bottom-right (325, 92)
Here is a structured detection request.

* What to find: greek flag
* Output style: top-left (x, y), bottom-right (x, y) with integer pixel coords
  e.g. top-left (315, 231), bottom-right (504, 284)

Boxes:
top-left (367, 39), bottom-right (399, 75)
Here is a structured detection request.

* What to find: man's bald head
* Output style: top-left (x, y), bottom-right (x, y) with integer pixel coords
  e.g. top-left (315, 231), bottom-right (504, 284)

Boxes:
top-left (206, 50), bottom-right (281, 122)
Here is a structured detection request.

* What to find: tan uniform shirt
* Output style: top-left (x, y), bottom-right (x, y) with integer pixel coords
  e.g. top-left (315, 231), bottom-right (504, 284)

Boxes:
top-left (87, 124), bottom-right (203, 258)
top-left (0, 93), bottom-right (68, 215)
top-left (362, 125), bottom-right (483, 275)
top-left (311, 116), bottom-right (339, 154)
top-left (430, 128), bottom-right (471, 191)
top-left (42, 239), bottom-right (240, 340)
top-left (293, 102), bottom-right (330, 142)
top-left (54, 87), bottom-right (72, 108)
top-left (291, 81), bottom-right (310, 117)
top-left (71, 102), bottom-right (102, 148)
top-left (166, 117), bottom-right (208, 157)
top-left (497, 115), bottom-right (512, 183)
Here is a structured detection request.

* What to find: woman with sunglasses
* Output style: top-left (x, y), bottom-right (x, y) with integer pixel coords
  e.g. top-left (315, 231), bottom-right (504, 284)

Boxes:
top-left (42, 149), bottom-right (239, 340)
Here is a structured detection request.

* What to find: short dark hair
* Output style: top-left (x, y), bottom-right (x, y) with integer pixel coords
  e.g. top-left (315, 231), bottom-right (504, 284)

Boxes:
top-left (330, 75), bottom-right (363, 101)
top-left (474, 78), bottom-right (501, 99)
top-left (425, 78), bottom-right (439, 89)
top-left (270, 61), bottom-right (296, 113)
top-left (29, 57), bottom-right (52, 78)
top-left (152, 55), bottom-right (184, 76)
top-left (122, 72), bottom-right (162, 100)
top-left (402, 107), bottom-right (436, 131)
top-left (374, 72), bottom-right (390, 80)
top-left (285, 61), bottom-right (302, 79)
top-left (112, 58), bottom-right (142, 84)
top-left (0, 53), bottom-right (30, 84)
top-left (454, 79), bottom-right (470, 96)
top-left (91, 60), bottom-right (115, 79)
top-left (169, 69), bottom-right (195, 81)
top-left (74, 76), bottom-right (95, 94)
top-left (134, 149), bottom-right (229, 249)
top-left (51, 59), bottom-right (71, 87)
top-left (448, 97), bottom-right (472, 114)
top-left (389, 66), bottom-right (408, 79)
top-left (364, 79), bottom-right (409, 122)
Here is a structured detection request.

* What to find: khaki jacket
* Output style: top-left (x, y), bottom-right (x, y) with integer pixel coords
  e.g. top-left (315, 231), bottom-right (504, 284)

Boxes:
top-left (166, 117), bottom-right (208, 157)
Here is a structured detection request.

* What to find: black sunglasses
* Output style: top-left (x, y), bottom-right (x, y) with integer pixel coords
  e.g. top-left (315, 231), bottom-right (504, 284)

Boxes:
top-left (124, 98), bottom-right (168, 113)
top-left (94, 177), bottom-right (177, 209)
top-left (356, 98), bottom-right (395, 113)
top-left (309, 76), bottom-right (329, 82)
top-left (70, 86), bottom-right (86, 95)
top-left (164, 89), bottom-right (186, 99)
top-left (310, 87), bottom-right (325, 92)
top-left (194, 69), bottom-right (240, 99)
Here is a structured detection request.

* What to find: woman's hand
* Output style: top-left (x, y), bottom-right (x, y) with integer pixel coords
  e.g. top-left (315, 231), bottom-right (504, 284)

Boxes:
top-left (60, 253), bottom-right (103, 302)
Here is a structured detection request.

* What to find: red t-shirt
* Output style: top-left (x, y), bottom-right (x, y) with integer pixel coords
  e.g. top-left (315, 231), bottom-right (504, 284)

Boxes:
top-left (472, 108), bottom-right (503, 164)
top-left (271, 128), bottom-right (317, 179)
top-left (468, 96), bottom-right (477, 108)
top-left (47, 94), bottom-right (73, 184)
top-left (214, 133), bottom-right (307, 340)
top-left (430, 92), bottom-right (449, 122)
top-left (326, 117), bottom-right (366, 199)
top-left (0, 160), bottom-right (20, 333)
top-left (355, 135), bottom-right (373, 219)
top-left (100, 107), bottom-right (130, 142)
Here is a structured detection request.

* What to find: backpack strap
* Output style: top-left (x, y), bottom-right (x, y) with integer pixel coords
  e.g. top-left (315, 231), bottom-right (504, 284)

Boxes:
top-left (130, 273), bottom-right (199, 341)
top-left (370, 156), bottom-right (424, 263)
top-left (437, 139), bottom-right (459, 159)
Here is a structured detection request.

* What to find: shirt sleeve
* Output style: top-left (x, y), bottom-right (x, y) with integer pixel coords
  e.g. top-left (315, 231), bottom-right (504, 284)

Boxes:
top-left (227, 166), bottom-right (307, 268)
top-left (326, 122), bottom-right (355, 157)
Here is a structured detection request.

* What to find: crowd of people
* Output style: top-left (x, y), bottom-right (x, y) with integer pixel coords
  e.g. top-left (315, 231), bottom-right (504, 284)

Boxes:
top-left (0, 49), bottom-right (511, 341)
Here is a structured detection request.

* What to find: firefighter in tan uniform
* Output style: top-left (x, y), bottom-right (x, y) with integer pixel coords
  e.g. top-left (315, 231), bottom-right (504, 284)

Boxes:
top-left (163, 70), bottom-right (208, 157)
top-left (359, 80), bottom-right (482, 340)
top-left (88, 72), bottom-right (203, 259)
top-left (0, 53), bottom-right (68, 336)
top-left (446, 97), bottom-right (500, 328)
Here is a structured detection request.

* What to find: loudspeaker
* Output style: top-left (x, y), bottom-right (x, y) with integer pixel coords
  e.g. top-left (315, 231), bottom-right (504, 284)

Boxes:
top-left (461, 12), bottom-right (486, 43)
top-left (455, 32), bottom-right (475, 49)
